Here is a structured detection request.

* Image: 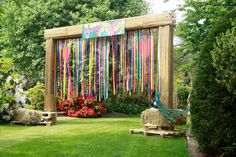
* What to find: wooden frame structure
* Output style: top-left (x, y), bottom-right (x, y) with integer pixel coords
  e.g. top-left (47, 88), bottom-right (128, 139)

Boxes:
top-left (44, 12), bottom-right (175, 124)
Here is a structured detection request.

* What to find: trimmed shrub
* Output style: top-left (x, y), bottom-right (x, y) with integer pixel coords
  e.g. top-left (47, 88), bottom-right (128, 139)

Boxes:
top-left (115, 94), bottom-right (151, 105)
top-left (211, 28), bottom-right (236, 95)
top-left (177, 84), bottom-right (191, 110)
top-left (109, 102), bottom-right (147, 115)
top-left (190, 14), bottom-right (236, 156)
top-left (107, 94), bottom-right (150, 115)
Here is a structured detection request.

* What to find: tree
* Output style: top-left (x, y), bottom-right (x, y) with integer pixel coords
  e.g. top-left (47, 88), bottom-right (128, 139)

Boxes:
top-left (0, 0), bottom-right (148, 85)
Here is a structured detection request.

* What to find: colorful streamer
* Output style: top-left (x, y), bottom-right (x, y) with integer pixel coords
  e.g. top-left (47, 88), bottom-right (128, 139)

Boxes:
top-left (55, 28), bottom-right (159, 101)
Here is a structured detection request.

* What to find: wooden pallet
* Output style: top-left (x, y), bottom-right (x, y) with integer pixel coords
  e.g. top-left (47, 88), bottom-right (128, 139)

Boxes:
top-left (143, 124), bottom-right (174, 131)
top-left (39, 121), bottom-right (52, 126)
top-left (129, 128), bottom-right (183, 137)
top-left (10, 120), bottom-right (52, 126)
top-left (41, 111), bottom-right (57, 126)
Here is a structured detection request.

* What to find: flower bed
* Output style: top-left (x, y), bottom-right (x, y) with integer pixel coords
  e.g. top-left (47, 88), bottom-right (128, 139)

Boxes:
top-left (57, 96), bottom-right (107, 118)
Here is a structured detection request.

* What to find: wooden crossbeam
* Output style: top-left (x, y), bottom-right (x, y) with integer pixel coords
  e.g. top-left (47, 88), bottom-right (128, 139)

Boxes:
top-left (44, 12), bottom-right (175, 39)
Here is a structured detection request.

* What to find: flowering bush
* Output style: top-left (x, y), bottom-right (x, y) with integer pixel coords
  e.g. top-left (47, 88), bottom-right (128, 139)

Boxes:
top-left (0, 58), bottom-right (27, 122)
top-left (57, 96), bottom-right (106, 118)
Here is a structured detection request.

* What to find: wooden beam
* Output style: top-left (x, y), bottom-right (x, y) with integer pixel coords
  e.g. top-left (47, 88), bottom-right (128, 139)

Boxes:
top-left (158, 25), bottom-right (173, 108)
top-left (44, 13), bottom-right (175, 39)
top-left (44, 38), bottom-right (57, 125)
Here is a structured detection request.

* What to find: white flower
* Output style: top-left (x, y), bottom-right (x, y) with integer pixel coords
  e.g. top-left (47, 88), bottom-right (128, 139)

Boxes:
top-left (198, 19), bottom-right (206, 25)
top-left (6, 76), bottom-right (12, 83)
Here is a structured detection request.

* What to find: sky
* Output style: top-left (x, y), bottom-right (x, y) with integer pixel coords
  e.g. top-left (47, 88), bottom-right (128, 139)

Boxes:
top-left (145, 0), bottom-right (186, 45)
top-left (145, 0), bottom-right (185, 23)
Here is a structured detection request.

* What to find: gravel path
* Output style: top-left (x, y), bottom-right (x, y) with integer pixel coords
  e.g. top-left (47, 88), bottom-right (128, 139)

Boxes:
top-left (186, 127), bottom-right (212, 157)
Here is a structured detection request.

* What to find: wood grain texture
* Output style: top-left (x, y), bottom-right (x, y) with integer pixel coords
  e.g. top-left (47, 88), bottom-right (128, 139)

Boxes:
top-left (158, 25), bottom-right (173, 108)
top-left (44, 13), bottom-right (175, 39)
top-left (44, 39), bottom-right (57, 124)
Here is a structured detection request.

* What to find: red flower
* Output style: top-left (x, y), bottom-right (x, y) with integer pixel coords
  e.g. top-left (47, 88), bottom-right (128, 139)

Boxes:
top-left (57, 95), bottom-right (107, 118)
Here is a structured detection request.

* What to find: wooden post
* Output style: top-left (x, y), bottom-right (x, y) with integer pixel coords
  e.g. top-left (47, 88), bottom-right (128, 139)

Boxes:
top-left (45, 38), bottom-right (57, 125)
top-left (158, 25), bottom-right (173, 108)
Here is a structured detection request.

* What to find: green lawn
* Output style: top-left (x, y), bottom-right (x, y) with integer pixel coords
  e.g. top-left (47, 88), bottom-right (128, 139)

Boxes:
top-left (0, 117), bottom-right (189, 157)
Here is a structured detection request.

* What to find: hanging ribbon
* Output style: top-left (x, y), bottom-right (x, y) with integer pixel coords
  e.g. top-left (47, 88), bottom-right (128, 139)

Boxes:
top-left (59, 40), bottom-right (63, 99)
top-left (147, 29), bottom-right (151, 96)
top-left (106, 38), bottom-right (109, 100)
top-left (78, 39), bottom-right (81, 93)
top-left (126, 32), bottom-right (130, 92)
top-left (88, 39), bottom-right (93, 96)
top-left (112, 36), bottom-right (116, 95)
top-left (63, 41), bottom-right (67, 99)
top-left (55, 28), bottom-right (160, 100)
top-left (123, 35), bottom-right (126, 92)
top-left (94, 39), bottom-right (97, 95)
top-left (81, 39), bottom-right (86, 96)
top-left (119, 36), bottom-right (123, 92)
top-left (98, 38), bottom-right (101, 101)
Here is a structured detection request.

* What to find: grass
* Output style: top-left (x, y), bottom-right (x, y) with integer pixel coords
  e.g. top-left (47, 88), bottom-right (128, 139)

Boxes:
top-left (0, 117), bottom-right (189, 157)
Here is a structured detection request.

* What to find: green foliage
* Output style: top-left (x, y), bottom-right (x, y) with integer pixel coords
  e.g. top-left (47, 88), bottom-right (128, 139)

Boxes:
top-left (0, 0), bottom-right (148, 84)
top-left (115, 94), bottom-right (151, 105)
top-left (107, 94), bottom-right (150, 114)
top-left (177, 84), bottom-right (191, 109)
top-left (211, 29), bottom-right (236, 95)
top-left (27, 82), bottom-right (45, 111)
top-left (177, 1), bottom-right (236, 155)
top-left (0, 57), bottom-right (16, 122)
top-left (220, 143), bottom-right (236, 157)
top-left (108, 102), bottom-right (148, 115)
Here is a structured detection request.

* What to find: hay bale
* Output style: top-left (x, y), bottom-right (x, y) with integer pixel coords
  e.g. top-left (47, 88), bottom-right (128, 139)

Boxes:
top-left (141, 108), bottom-right (187, 128)
top-left (141, 108), bottom-right (174, 128)
top-left (11, 108), bottom-right (42, 125)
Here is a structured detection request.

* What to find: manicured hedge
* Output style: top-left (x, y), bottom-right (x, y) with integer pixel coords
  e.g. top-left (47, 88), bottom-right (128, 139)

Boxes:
top-left (190, 13), bottom-right (236, 156)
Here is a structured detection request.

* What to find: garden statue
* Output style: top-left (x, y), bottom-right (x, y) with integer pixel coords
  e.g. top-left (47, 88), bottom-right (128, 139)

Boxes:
top-left (141, 92), bottom-right (187, 130)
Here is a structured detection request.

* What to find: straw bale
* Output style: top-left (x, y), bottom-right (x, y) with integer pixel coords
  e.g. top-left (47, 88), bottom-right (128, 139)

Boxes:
top-left (141, 108), bottom-right (173, 127)
top-left (11, 108), bottom-right (42, 125)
